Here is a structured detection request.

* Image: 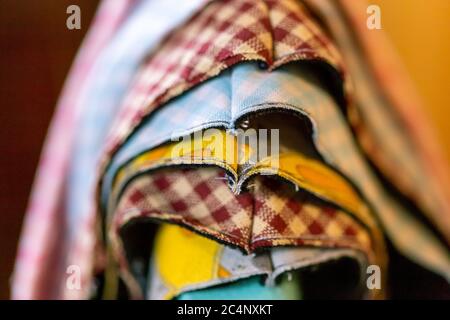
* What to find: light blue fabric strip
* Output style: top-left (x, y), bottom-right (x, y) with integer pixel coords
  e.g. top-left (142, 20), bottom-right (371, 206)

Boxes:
top-left (177, 273), bottom-right (302, 300)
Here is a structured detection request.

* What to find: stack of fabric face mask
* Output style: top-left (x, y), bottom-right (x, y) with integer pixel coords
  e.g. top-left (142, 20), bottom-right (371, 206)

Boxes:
top-left (13, 0), bottom-right (450, 300)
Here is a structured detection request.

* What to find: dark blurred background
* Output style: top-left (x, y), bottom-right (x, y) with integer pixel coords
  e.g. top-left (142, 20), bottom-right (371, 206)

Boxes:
top-left (0, 0), bottom-right (99, 299)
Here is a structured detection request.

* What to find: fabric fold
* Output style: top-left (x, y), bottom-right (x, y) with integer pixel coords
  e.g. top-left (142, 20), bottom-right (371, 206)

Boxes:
top-left (14, 0), bottom-right (450, 300)
top-left (146, 224), bottom-right (371, 300)
top-left (103, 62), bottom-right (450, 281)
top-left (108, 167), bottom-right (380, 298)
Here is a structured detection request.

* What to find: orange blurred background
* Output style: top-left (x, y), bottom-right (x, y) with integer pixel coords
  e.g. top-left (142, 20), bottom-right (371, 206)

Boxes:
top-left (376, 0), bottom-right (450, 161)
top-left (0, 0), bottom-right (448, 299)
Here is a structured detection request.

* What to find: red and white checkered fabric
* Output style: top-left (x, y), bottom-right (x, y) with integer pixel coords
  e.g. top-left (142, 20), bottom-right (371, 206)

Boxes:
top-left (96, 0), bottom-right (357, 262)
top-left (110, 167), bottom-right (381, 297)
top-left (100, 0), bottom-right (348, 168)
top-left (112, 168), bottom-right (375, 259)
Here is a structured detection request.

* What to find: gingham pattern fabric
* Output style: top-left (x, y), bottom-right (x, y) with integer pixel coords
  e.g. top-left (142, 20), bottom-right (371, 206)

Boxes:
top-left (12, 0), bottom-right (138, 300)
top-left (96, 0), bottom-right (448, 263)
top-left (99, 0), bottom-right (450, 250)
top-left (68, 0), bottom-right (208, 234)
top-left (110, 62), bottom-right (450, 280)
top-left (113, 168), bottom-right (374, 255)
top-left (304, 0), bottom-right (450, 245)
top-left (111, 167), bottom-right (377, 298)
